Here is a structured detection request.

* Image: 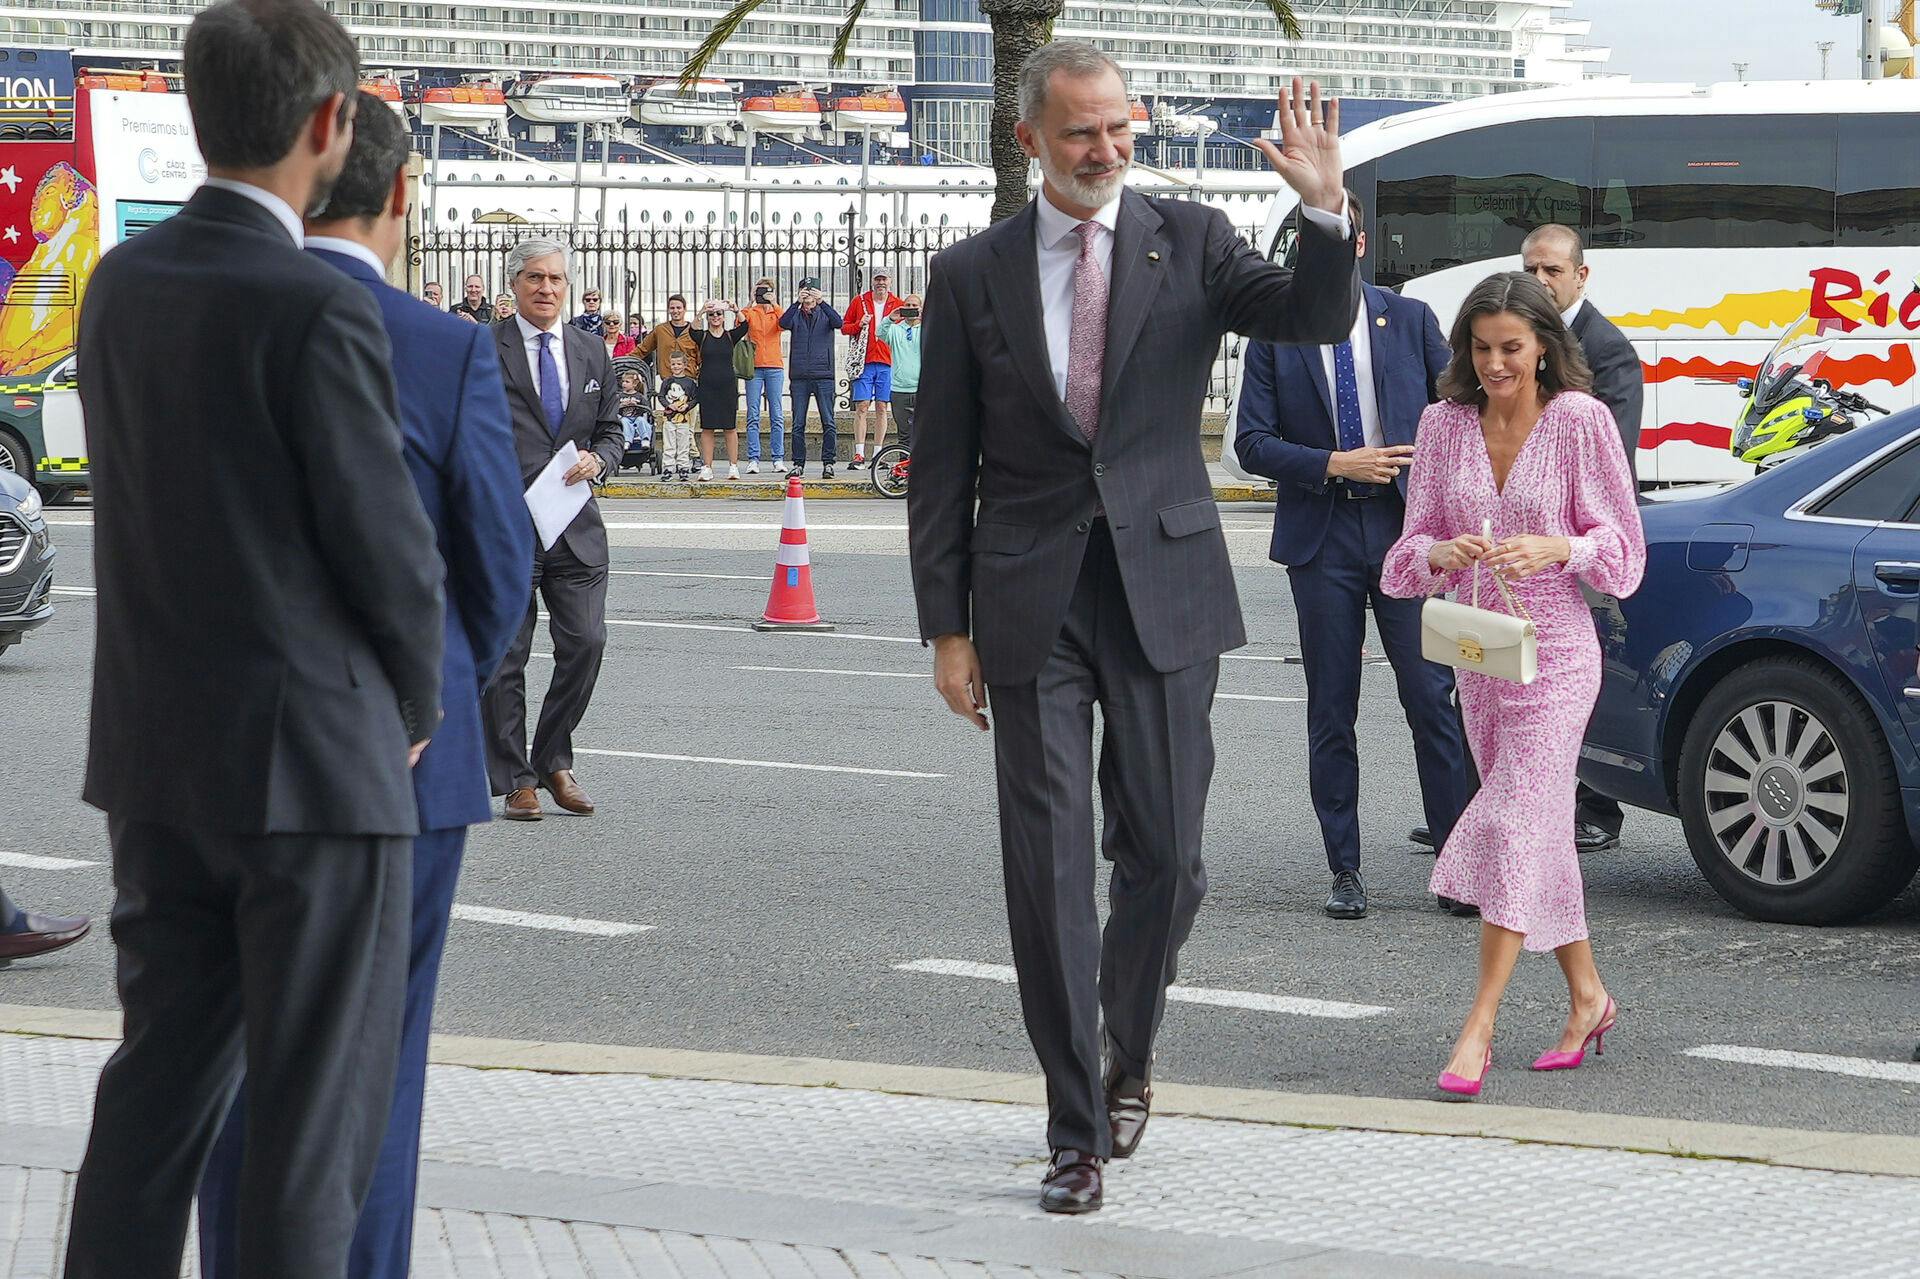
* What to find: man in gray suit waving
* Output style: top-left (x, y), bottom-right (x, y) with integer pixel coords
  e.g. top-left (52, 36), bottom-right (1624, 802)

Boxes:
top-left (908, 42), bottom-right (1357, 1215)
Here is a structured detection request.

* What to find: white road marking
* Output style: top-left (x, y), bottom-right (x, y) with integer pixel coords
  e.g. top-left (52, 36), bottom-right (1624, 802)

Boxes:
top-left (612, 569), bottom-right (765, 581)
top-left (42, 517), bottom-right (92, 526)
top-left (577, 746), bottom-right (947, 779)
top-left (897, 959), bottom-right (1393, 1020)
top-left (450, 904), bottom-right (653, 937)
top-left (49, 586), bottom-right (95, 597)
top-left (1684, 1045), bottom-right (1920, 1085)
top-left (0, 850), bottom-right (99, 870)
top-left (727, 665), bottom-right (1302, 703)
top-left (734, 664), bottom-right (927, 679)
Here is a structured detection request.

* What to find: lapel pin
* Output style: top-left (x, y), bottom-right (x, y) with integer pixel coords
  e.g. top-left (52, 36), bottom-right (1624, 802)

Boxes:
top-left (1146, 250), bottom-right (1161, 262)
top-left (1375, 316), bottom-right (1387, 327)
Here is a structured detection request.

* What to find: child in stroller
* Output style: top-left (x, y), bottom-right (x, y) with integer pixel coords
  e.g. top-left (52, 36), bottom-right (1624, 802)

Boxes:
top-left (613, 358), bottom-right (659, 475)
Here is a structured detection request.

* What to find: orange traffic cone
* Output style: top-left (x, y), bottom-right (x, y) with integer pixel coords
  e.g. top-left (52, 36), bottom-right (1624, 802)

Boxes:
top-left (754, 475), bottom-right (836, 632)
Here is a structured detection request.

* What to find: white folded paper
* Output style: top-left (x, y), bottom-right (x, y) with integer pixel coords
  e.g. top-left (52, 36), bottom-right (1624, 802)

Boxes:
top-left (524, 440), bottom-right (591, 550)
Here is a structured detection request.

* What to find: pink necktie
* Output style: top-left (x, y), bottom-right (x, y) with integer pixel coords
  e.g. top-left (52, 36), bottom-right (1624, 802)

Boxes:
top-left (1065, 220), bottom-right (1107, 442)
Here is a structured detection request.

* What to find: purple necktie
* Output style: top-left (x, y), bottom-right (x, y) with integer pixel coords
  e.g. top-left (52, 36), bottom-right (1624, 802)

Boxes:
top-left (1065, 220), bottom-right (1107, 442)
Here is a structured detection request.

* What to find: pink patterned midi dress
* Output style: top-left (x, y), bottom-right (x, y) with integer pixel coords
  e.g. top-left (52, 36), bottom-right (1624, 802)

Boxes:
top-left (1381, 392), bottom-right (1646, 952)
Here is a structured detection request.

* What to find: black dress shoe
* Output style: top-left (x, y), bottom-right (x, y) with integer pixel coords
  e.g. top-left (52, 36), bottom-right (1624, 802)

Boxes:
top-left (1105, 1064), bottom-right (1152, 1160)
top-left (0, 912), bottom-right (91, 967)
top-left (1575, 822), bottom-right (1621, 853)
top-left (1410, 826), bottom-right (1437, 850)
top-left (1436, 895), bottom-right (1481, 918)
top-left (1325, 869), bottom-right (1367, 919)
top-left (1040, 1148), bottom-right (1104, 1214)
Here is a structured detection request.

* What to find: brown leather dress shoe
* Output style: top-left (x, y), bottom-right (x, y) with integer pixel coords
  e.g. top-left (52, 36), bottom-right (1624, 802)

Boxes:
top-left (1040, 1148), bottom-right (1104, 1214)
top-left (543, 770), bottom-right (595, 815)
top-left (503, 787), bottom-right (543, 821)
top-left (1106, 1067), bottom-right (1153, 1161)
top-left (0, 912), bottom-right (91, 967)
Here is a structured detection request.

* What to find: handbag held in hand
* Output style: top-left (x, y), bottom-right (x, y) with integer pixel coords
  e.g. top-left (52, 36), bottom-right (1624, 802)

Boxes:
top-left (1420, 519), bottom-right (1537, 684)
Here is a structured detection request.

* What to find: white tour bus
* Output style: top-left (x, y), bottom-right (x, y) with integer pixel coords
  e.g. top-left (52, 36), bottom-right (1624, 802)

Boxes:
top-left (1222, 79), bottom-right (1920, 485)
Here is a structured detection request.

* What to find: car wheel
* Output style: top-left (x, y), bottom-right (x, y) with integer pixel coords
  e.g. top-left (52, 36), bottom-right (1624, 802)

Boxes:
top-left (1679, 655), bottom-right (1918, 924)
top-left (0, 429), bottom-right (30, 482)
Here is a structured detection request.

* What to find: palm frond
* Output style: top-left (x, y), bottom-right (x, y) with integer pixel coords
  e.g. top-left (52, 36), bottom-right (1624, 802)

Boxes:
top-left (679, 0), bottom-right (776, 86)
top-left (828, 0), bottom-right (871, 69)
top-left (1258, 0), bottom-right (1303, 42)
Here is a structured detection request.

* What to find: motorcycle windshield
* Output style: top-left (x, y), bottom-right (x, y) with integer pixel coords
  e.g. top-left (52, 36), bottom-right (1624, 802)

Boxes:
top-left (1754, 312), bottom-right (1834, 408)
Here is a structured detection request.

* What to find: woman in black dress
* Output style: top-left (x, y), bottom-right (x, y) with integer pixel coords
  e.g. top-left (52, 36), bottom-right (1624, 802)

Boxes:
top-left (695, 300), bottom-right (749, 481)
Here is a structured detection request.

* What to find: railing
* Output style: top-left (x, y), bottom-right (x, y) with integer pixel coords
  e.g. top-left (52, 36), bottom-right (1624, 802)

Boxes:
top-left (419, 221), bottom-right (1254, 415)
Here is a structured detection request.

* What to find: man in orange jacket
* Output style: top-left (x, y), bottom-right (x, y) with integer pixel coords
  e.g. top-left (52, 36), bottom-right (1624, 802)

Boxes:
top-left (741, 276), bottom-right (787, 474)
top-left (840, 267), bottom-right (902, 469)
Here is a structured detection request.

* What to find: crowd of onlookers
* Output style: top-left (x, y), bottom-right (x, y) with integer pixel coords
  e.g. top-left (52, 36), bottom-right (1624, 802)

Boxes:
top-left (422, 270), bottom-right (922, 481)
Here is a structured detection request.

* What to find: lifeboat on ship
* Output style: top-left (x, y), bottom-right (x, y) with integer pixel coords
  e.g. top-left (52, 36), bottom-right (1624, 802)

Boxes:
top-left (830, 87), bottom-right (907, 133)
top-left (740, 87), bottom-right (823, 136)
top-left (636, 78), bottom-right (739, 129)
top-left (416, 80), bottom-right (508, 128)
top-left (506, 74), bottom-right (628, 124)
top-left (1129, 100), bottom-right (1150, 133)
top-left (76, 67), bottom-right (173, 93)
top-left (359, 76), bottom-right (407, 118)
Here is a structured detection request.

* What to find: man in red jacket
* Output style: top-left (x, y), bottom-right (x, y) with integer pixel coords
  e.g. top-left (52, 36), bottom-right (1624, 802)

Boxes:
top-left (840, 268), bottom-right (902, 468)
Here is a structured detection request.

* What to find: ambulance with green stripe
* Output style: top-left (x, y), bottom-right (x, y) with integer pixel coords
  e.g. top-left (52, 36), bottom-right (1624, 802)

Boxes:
top-left (0, 49), bottom-right (201, 502)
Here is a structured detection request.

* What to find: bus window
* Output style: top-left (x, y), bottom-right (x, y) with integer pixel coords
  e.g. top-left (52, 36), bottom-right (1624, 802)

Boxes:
top-left (1267, 162), bottom-right (1374, 280)
top-left (1592, 116), bottom-right (1836, 250)
top-left (1371, 120), bottom-right (1591, 290)
top-left (1838, 115), bottom-right (1920, 246)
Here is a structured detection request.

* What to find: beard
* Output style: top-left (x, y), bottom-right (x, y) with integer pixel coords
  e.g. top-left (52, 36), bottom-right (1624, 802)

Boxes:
top-left (1035, 137), bottom-right (1128, 209)
top-left (305, 158), bottom-right (345, 219)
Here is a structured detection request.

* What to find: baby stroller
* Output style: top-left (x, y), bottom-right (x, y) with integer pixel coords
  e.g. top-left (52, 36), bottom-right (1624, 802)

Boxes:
top-left (612, 355), bottom-right (661, 476)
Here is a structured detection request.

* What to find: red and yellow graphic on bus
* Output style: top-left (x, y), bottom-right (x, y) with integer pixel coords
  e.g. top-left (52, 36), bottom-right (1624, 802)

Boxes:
top-left (0, 152), bottom-right (97, 376)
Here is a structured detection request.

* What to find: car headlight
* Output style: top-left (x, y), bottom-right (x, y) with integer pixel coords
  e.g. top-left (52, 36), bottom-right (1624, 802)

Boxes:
top-left (17, 487), bottom-right (41, 522)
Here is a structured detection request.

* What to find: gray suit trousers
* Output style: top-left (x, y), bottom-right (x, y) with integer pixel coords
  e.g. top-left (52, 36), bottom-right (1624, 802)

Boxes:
top-left (65, 818), bottom-right (410, 1279)
top-left (484, 535), bottom-right (609, 793)
top-left (987, 522), bottom-right (1216, 1156)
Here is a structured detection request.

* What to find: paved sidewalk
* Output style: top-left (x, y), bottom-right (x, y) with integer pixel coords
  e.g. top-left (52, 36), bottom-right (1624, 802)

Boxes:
top-left (7, 1029), bottom-right (1920, 1278)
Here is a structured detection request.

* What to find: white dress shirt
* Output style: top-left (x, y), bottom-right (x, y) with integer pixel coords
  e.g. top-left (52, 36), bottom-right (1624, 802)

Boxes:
top-left (302, 235), bottom-right (384, 277)
top-left (514, 311), bottom-right (569, 413)
top-left (1561, 296), bottom-right (1586, 329)
top-left (1034, 186), bottom-right (1353, 403)
top-left (202, 177), bottom-right (303, 246)
top-left (1318, 300), bottom-right (1384, 450)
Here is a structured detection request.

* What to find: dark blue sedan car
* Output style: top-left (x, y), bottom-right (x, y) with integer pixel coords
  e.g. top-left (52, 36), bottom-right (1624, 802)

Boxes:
top-left (1582, 413), bottom-right (1920, 925)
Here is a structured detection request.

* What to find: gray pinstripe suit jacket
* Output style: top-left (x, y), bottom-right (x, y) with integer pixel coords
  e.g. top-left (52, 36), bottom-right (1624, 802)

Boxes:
top-left (908, 189), bottom-right (1359, 685)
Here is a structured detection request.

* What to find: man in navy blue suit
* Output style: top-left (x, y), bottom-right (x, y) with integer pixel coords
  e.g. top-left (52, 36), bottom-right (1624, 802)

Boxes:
top-left (1234, 190), bottom-right (1470, 921)
top-left (196, 94), bottom-right (531, 1279)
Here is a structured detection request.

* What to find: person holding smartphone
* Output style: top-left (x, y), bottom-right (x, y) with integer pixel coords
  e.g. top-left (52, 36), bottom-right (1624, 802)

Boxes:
top-left (877, 292), bottom-right (923, 449)
top-left (741, 276), bottom-right (787, 473)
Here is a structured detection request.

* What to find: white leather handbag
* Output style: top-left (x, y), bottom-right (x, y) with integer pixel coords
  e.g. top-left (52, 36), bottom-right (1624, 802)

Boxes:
top-left (1420, 520), bottom-right (1538, 684)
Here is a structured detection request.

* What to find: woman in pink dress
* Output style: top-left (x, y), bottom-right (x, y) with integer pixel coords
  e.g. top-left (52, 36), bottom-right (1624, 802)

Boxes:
top-left (1381, 272), bottom-right (1645, 1098)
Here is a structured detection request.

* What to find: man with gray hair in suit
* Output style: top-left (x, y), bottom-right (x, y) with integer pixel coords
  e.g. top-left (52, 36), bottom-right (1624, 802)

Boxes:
top-left (909, 41), bottom-right (1357, 1214)
top-left (482, 236), bottom-right (625, 822)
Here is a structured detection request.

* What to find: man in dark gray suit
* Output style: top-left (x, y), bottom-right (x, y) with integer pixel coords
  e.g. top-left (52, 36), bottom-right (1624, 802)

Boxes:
top-left (483, 238), bottom-right (625, 821)
top-left (65, 2), bottom-right (444, 1275)
top-left (1524, 222), bottom-right (1645, 853)
top-left (908, 42), bottom-right (1357, 1215)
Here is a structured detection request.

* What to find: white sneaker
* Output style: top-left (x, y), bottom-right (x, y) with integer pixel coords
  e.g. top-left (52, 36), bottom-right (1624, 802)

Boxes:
top-left (746, 460), bottom-right (759, 475)
top-left (699, 465), bottom-right (714, 482)
top-left (727, 463), bottom-right (740, 481)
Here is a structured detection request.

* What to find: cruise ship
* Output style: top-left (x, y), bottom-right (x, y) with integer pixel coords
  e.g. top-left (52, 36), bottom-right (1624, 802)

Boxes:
top-left (9, 0), bottom-right (1611, 225)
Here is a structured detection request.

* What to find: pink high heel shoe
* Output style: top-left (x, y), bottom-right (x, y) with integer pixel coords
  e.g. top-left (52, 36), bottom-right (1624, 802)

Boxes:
top-left (1531, 998), bottom-right (1617, 1072)
top-left (1436, 1047), bottom-right (1491, 1099)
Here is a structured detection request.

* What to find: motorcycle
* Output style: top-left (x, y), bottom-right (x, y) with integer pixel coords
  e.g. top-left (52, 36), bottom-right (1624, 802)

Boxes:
top-left (1730, 311), bottom-right (1890, 469)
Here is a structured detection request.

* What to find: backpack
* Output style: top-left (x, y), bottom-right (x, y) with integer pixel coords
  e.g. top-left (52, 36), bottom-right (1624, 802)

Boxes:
top-left (732, 333), bottom-right (757, 380)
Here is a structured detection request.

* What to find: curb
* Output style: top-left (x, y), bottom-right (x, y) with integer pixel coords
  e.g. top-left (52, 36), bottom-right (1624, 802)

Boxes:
top-left (7, 1004), bottom-right (1916, 1179)
top-left (596, 479), bottom-right (1276, 502)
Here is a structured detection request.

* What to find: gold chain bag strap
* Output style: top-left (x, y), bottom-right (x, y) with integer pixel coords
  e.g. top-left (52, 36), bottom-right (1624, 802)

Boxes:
top-left (1419, 518), bottom-right (1538, 684)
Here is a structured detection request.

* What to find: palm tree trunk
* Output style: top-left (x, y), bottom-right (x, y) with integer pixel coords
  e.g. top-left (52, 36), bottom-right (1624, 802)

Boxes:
top-left (979, 0), bottom-right (1063, 223)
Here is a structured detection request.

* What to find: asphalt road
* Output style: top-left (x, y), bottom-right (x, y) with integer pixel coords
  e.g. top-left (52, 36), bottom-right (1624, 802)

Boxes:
top-left (6, 497), bottom-right (1920, 1138)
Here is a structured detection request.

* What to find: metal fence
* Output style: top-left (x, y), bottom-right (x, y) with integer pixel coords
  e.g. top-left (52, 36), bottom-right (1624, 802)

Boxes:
top-left (415, 221), bottom-right (1256, 416)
